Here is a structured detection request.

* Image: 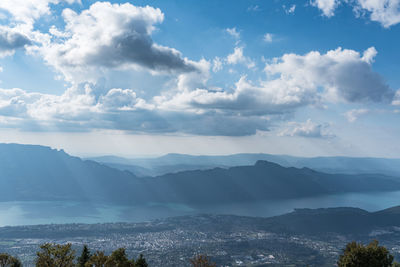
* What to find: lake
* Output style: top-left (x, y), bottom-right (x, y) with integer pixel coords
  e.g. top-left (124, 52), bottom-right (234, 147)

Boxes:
top-left (1, 191), bottom-right (400, 226)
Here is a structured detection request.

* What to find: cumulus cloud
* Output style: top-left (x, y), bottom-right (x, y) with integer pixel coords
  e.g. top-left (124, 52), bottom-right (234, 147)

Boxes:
top-left (226, 27), bottom-right (240, 40)
top-left (311, 0), bottom-right (340, 17)
top-left (0, 45), bottom-right (394, 137)
top-left (0, 83), bottom-right (270, 136)
top-left (212, 57), bottom-right (223, 72)
top-left (0, 84), bottom-right (147, 129)
top-left (175, 59), bottom-right (211, 91)
top-left (344, 108), bottom-right (369, 122)
top-left (0, 0), bottom-right (80, 27)
top-left (279, 119), bottom-right (333, 138)
top-left (156, 75), bottom-right (317, 116)
top-left (37, 2), bottom-right (197, 83)
top-left (265, 47), bottom-right (394, 103)
top-left (226, 47), bottom-right (255, 69)
top-left (311, 0), bottom-right (400, 27)
top-left (0, 26), bottom-right (31, 57)
top-left (354, 0), bottom-right (400, 28)
top-left (150, 47), bottom-right (394, 134)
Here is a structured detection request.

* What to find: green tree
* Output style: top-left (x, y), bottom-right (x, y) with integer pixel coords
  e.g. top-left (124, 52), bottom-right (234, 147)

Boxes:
top-left (0, 253), bottom-right (22, 267)
top-left (338, 240), bottom-right (394, 267)
top-left (135, 254), bottom-right (148, 267)
top-left (85, 251), bottom-right (108, 267)
top-left (35, 243), bottom-right (75, 267)
top-left (189, 255), bottom-right (216, 267)
top-left (77, 245), bottom-right (91, 267)
top-left (105, 248), bottom-right (134, 267)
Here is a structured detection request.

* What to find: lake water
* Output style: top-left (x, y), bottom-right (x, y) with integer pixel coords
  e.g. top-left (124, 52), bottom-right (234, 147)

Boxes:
top-left (1, 191), bottom-right (400, 226)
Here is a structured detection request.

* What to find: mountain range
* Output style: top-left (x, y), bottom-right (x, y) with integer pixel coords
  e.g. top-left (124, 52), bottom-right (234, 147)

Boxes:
top-left (88, 153), bottom-right (400, 177)
top-left (1, 143), bottom-right (400, 205)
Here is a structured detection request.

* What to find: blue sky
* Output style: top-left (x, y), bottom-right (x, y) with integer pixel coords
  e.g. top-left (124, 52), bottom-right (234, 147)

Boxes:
top-left (0, 0), bottom-right (399, 157)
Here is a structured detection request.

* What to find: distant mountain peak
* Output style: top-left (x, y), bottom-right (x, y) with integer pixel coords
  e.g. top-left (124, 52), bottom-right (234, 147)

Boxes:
top-left (254, 160), bottom-right (282, 167)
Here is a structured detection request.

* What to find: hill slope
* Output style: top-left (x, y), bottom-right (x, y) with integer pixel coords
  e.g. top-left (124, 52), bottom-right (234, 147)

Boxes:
top-left (0, 143), bottom-right (140, 203)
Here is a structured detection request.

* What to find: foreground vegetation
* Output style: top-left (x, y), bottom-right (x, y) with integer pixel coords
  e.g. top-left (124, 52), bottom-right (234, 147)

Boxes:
top-left (0, 243), bottom-right (216, 267)
top-left (0, 240), bottom-right (399, 266)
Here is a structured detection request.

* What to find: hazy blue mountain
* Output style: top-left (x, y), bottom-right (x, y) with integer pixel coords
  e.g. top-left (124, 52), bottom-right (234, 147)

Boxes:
top-left (146, 161), bottom-right (400, 204)
top-left (0, 143), bottom-right (142, 204)
top-left (88, 153), bottom-right (400, 177)
top-left (88, 154), bottom-right (230, 176)
top-left (262, 205), bottom-right (400, 236)
top-left (2, 143), bottom-right (400, 205)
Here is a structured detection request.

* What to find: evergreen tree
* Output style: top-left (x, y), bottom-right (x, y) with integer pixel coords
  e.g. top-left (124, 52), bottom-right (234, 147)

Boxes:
top-left (35, 243), bottom-right (75, 267)
top-left (85, 251), bottom-right (108, 267)
top-left (0, 253), bottom-right (22, 267)
top-left (135, 254), bottom-right (148, 267)
top-left (77, 245), bottom-right (91, 267)
top-left (105, 248), bottom-right (134, 267)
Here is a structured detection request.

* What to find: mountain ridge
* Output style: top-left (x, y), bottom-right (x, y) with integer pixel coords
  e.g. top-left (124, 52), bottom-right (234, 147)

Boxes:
top-left (88, 152), bottom-right (400, 177)
top-left (1, 143), bottom-right (400, 206)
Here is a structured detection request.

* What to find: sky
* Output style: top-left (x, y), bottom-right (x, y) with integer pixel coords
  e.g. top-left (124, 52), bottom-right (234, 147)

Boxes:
top-left (0, 0), bottom-right (400, 158)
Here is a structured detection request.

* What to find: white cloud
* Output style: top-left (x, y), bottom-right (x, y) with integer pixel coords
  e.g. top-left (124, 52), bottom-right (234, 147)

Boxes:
top-left (175, 59), bottom-right (211, 92)
top-left (263, 33), bottom-right (273, 43)
top-left (0, 45), bottom-right (394, 137)
top-left (392, 90), bottom-right (400, 106)
top-left (279, 119), bottom-right (333, 138)
top-left (355, 0), bottom-right (400, 28)
top-left (265, 47), bottom-right (394, 103)
top-left (36, 2), bottom-right (197, 83)
top-left (98, 88), bottom-right (153, 111)
top-left (311, 0), bottom-right (340, 17)
top-left (283, 4), bottom-right (296, 14)
top-left (157, 75), bottom-right (317, 116)
top-left (0, 84), bottom-right (152, 130)
top-left (226, 27), bottom-right (240, 40)
top-left (151, 47), bottom-right (394, 135)
top-left (311, 0), bottom-right (400, 27)
top-left (226, 47), bottom-right (244, 64)
top-left (226, 47), bottom-right (255, 69)
top-left (247, 5), bottom-right (261, 12)
top-left (0, 0), bottom-right (80, 28)
top-left (344, 108), bottom-right (369, 122)
top-left (212, 57), bottom-right (223, 72)
top-left (361, 46), bottom-right (377, 64)
top-left (0, 82), bottom-right (271, 136)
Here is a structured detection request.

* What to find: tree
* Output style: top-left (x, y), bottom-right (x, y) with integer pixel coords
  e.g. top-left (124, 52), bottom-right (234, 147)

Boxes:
top-left (85, 251), bottom-right (108, 267)
top-left (35, 243), bottom-right (75, 267)
top-left (77, 245), bottom-right (91, 267)
top-left (190, 255), bottom-right (216, 267)
top-left (0, 253), bottom-right (22, 267)
top-left (135, 254), bottom-right (148, 267)
top-left (105, 248), bottom-right (134, 267)
top-left (338, 240), bottom-right (394, 267)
